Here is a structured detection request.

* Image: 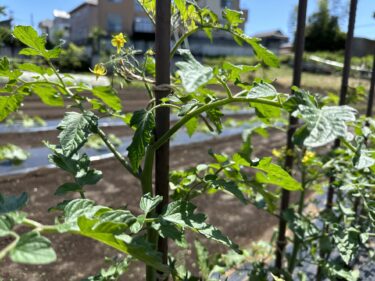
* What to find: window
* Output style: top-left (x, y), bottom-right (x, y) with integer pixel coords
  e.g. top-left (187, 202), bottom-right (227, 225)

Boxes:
top-left (221, 0), bottom-right (233, 8)
top-left (107, 14), bottom-right (122, 32)
top-left (108, 0), bottom-right (122, 3)
top-left (134, 0), bottom-right (143, 12)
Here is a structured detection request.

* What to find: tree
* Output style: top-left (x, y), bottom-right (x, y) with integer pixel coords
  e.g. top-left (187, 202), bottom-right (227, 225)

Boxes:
top-left (305, 0), bottom-right (346, 51)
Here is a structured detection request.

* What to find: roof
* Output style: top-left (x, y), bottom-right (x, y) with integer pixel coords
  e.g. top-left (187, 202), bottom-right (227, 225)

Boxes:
top-left (53, 9), bottom-right (70, 19)
top-left (69, 0), bottom-right (98, 15)
top-left (253, 30), bottom-right (288, 40)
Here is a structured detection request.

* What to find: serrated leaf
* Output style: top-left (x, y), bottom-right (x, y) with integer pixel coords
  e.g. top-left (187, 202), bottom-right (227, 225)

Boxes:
top-left (176, 49), bottom-right (213, 93)
top-left (140, 193), bottom-right (163, 214)
top-left (175, 0), bottom-right (187, 21)
top-left (161, 200), bottom-right (239, 251)
top-left (185, 116), bottom-right (199, 137)
top-left (0, 94), bottom-right (24, 121)
top-left (247, 82), bottom-right (277, 98)
top-left (333, 227), bottom-right (360, 265)
top-left (32, 84), bottom-right (64, 107)
top-left (252, 157), bottom-right (301, 191)
top-left (293, 105), bottom-right (357, 147)
top-left (0, 193), bottom-right (28, 215)
top-left (17, 63), bottom-right (53, 75)
top-left (13, 25), bottom-right (60, 59)
top-left (238, 35), bottom-right (279, 67)
top-left (0, 57), bottom-right (23, 80)
top-left (92, 86), bottom-right (122, 111)
top-left (223, 8), bottom-right (244, 28)
top-left (10, 232), bottom-right (56, 265)
top-left (62, 198), bottom-right (168, 273)
top-left (127, 110), bottom-right (155, 172)
top-left (57, 112), bottom-right (98, 156)
top-left (54, 183), bottom-right (82, 196)
top-left (209, 179), bottom-right (247, 204)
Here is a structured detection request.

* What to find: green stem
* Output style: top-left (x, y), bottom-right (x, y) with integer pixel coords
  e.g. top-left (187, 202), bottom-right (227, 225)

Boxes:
top-left (152, 96), bottom-right (282, 151)
top-left (0, 232), bottom-right (19, 261)
top-left (288, 158), bottom-right (307, 273)
top-left (340, 137), bottom-right (356, 153)
top-left (141, 146), bottom-right (158, 281)
top-left (96, 128), bottom-right (139, 178)
top-left (216, 75), bottom-right (233, 98)
top-left (170, 27), bottom-right (199, 58)
top-left (141, 146), bottom-right (155, 196)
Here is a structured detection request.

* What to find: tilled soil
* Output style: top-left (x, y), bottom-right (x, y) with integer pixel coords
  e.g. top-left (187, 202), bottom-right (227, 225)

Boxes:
top-left (0, 130), bottom-right (287, 281)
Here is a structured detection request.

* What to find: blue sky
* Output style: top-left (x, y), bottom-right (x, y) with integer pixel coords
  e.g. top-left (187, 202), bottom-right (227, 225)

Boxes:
top-left (1, 0), bottom-right (374, 40)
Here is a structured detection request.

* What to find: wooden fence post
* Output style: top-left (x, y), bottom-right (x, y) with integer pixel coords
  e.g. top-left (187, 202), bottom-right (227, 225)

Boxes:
top-left (275, 0), bottom-right (308, 270)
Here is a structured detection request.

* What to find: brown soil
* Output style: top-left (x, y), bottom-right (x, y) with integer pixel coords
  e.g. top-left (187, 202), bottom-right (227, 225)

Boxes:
top-left (0, 129), bottom-right (287, 280)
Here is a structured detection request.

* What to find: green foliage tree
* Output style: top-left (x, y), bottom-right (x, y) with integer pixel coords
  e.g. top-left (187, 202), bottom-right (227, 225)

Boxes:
top-left (305, 0), bottom-right (346, 51)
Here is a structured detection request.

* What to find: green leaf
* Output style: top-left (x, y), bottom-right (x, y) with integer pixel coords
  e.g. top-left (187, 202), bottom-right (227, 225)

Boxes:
top-left (333, 227), bottom-right (360, 265)
top-left (54, 183), bottom-right (82, 196)
top-left (194, 240), bottom-right (210, 278)
top-left (32, 84), bottom-right (64, 107)
top-left (0, 94), bottom-right (24, 121)
top-left (208, 178), bottom-right (247, 204)
top-left (89, 210), bottom-right (137, 234)
top-left (92, 86), bottom-right (122, 112)
top-left (13, 26), bottom-right (60, 59)
top-left (17, 63), bottom-right (53, 76)
top-left (140, 193), bottom-right (163, 214)
top-left (293, 105), bottom-right (357, 147)
top-left (62, 198), bottom-right (168, 273)
top-left (0, 215), bottom-right (14, 237)
top-left (0, 193), bottom-right (28, 215)
top-left (238, 35), bottom-right (279, 67)
top-left (175, 0), bottom-right (187, 21)
top-left (0, 57), bottom-right (23, 80)
top-left (161, 200), bottom-right (239, 251)
top-left (223, 8), bottom-right (244, 28)
top-left (185, 116), bottom-right (199, 137)
top-left (0, 144), bottom-right (29, 165)
top-left (127, 110), bottom-right (155, 172)
top-left (206, 107), bottom-right (223, 133)
top-left (76, 169), bottom-right (102, 186)
top-left (176, 49), bottom-right (213, 93)
top-left (222, 62), bottom-right (260, 81)
top-left (252, 157), bottom-right (301, 191)
top-left (10, 232), bottom-right (56, 265)
top-left (247, 82), bottom-right (277, 98)
top-left (57, 111), bottom-right (98, 156)
top-left (353, 149), bottom-right (375, 170)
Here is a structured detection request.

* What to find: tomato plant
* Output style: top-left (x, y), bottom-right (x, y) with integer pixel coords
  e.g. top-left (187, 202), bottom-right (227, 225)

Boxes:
top-left (0, 1), bottom-right (373, 280)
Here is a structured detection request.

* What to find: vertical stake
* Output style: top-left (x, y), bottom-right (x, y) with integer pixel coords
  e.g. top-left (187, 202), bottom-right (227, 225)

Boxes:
top-left (326, 0), bottom-right (357, 211)
top-left (365, 49), bottom-right (375, 118)
top-left (155, 0), bottom-right (171, 273)
top-left (275, 0), bottom-right (308, 270)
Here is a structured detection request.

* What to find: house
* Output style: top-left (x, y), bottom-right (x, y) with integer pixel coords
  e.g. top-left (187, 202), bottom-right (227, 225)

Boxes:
top-left (50, 10), bottom-right (71, 43)
top-left (253, 30), bottom-right (289, 54)
top-left (69, 0), bottom-right (153, 44)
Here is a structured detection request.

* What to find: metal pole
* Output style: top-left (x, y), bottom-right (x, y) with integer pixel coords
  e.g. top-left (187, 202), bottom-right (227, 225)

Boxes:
top-left (326, 0), bottom-right (357, 210)
top-left (275, 0), bottom-right (308, 270)
top-left (366, 50), bottom-right (375, 118)
top-left (154, 0), bottom-right (171, 271)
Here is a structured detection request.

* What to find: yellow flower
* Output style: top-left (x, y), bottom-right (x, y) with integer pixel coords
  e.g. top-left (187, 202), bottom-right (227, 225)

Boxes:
top-left (111, 33), bottom-right (127, 54)
top-left (272, 148), bottom-right (282, 158)
top-left (302, 150), bottom-right (316, 164)
top-left (90, 63), bottom-right (107, 80)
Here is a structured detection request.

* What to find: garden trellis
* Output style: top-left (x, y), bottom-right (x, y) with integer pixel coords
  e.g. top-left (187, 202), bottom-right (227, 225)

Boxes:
top-left (0, 0), bottom-right (373, 280)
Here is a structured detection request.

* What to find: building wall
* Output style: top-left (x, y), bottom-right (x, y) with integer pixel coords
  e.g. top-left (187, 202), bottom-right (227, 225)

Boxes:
top-left (97, 0), bottom-right (146, 36)
top-left (70, 4), bottom-right (98, 43)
